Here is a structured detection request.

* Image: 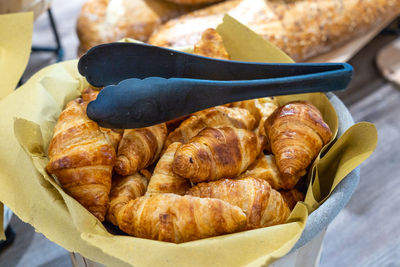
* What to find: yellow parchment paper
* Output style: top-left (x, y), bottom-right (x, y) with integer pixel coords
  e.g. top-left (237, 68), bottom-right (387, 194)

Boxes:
top-left (0, 12), bottom-right (33, 99)
top-left (0, 14), bottom-right (376, 266)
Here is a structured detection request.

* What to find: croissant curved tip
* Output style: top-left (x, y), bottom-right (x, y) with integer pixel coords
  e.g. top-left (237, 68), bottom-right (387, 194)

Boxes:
top-left (172, 148), bottom-right (209, 183)
top-left (115, 155), bottom-right (136, 176)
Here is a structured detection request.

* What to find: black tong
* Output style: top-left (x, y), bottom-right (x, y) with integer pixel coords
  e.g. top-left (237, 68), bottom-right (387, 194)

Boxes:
top-left (78, 42), bottom-right (353, 129)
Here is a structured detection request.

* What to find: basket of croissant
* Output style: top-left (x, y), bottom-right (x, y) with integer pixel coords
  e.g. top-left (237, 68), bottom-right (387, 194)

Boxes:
top-left (0, 18), bottom-right (377, 267)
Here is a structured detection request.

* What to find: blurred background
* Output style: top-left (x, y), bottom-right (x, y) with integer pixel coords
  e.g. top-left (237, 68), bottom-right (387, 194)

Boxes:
top-left (0, 0), bottom-right (399, 266)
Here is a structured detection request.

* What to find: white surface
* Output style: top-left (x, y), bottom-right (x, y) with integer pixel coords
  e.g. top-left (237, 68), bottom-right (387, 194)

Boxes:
top-left (3, 206), bottom-right (13, 230)
top-left (270, 228), bottom-right (326, 267)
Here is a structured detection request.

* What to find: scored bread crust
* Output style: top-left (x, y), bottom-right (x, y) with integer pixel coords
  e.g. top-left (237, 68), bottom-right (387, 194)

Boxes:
top-left (165, 0), bottom-right (224, 5)
top-left (149, 0), bottom-right (400, 61)
top-left (77, 0), bottom-right (197, 54)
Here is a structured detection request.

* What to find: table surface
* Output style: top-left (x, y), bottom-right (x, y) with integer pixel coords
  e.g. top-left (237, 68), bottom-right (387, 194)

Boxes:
top-left (1, 1), bottom-right (399, 266)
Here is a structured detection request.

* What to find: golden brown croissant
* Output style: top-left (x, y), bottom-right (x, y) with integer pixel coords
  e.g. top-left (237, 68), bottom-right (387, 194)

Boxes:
top-left (117, 194), bottom-right (247, 243)
top-left (173, 127), bottom-right (266, 182)
top-left (194, 28), bottom-right (230, 59)
top-left (165, 115), bottom-right (190, 133)
top-left (187, 177), bottom-right (290, 229)
top-left (146, 142), bottom-right (191, 196)
top-left (228, 98), bottom-right (277, 125)
top-left (279, 189), bottom-right (305, 210)
top-left (115, 123), bottom-right (167, 176)
top-left (229, 97), bottom-right (278, 150)
top-left (238, 154), bottom-right (298, 190)
top-left (265, 101), bottom-right (332, 184)
top-left (164, 106), bottom-right (256, 149)
top-left (107, 173), bottom-right (148, 226)
top-left (81, 87), bottom-right (123, 150)
top-left (81, 86), bottom-right (100, 102)
top-left (46, 98), bottom-right (115, 221)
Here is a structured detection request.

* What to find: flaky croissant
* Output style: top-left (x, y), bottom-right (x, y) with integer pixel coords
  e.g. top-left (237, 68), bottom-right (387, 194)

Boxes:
top-left (117, 194), bottom-right (247, 243)
top-left (187, 177), bottom-right (290, 229)
top-left (279, 189), bottom-right (305, 210)
top-left (229, 98), bottom-right (278, 125)
top-left (115, 123), bottom-right (167, 176)
top-left (173, 127), bottom-right (266, 182)
top-left (146, 142), bottom-right (191, 196)
top-left (81, 87), bottom-right (122, 150)
top-left (265, 101), bottom-right (332, 184)
top-left (165, 106), bottom-right (256, 150)
top-left (107, 173), bottom-right (148, 226)
top-left (81, 86), bottom-right (101, 102)
top-left (194, 28), bottom-right (230, 59)
top-left (229, 97), bottom-right (278, 150)
top-left (238, 154), bottom-right (297, 190)
top-left (46, 98), bottom-right (115, 221)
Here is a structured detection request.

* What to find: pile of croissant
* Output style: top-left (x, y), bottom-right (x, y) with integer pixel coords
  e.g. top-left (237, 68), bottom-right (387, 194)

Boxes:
top-left (46, 29), bottom-right (332, 243)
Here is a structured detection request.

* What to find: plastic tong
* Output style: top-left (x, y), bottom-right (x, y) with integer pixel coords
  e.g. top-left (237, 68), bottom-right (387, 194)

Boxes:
top-left (78, 42), bottom-right (353, 129)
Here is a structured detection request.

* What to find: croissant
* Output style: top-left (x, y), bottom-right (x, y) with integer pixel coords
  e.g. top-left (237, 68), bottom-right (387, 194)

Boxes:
top-left (229, 98), bottom-right (277, 125)
top-left (238, 154), bottom-right (297, 190)
top-left (173, 127), bottom-right (266, 182)
top-left (193, 28), bottom-right (230, 59)
top-left (146, 142), bottom-right (191, 196)
top-left (81, 86), bottom-right (100, 102)
top-left (46, 98), bottom-right (115, 221)
top-left (107, 173), bottom-right (148, 226)
top-left (187, 177), bottom-right (290, 229)
top-left (81, 87), bottom-right (123, 150)
top-left (265, 101), bottom-right (332, 183)
top-left (117, 194), bottom-right (247, 243)
top-left (115, 123), bottom-right (167, 176)
top-left (165, 115), bottom-right (189, 133)
top-left (165, 106), bottom-right (256, 149)
top-left (279, 189), bottom-right (305, 210)
top-left (229, 97), bottom-right (279, 150)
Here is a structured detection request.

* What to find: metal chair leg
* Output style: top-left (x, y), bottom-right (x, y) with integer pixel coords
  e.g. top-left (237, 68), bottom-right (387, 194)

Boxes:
top-left (31, 8), bottom-right (64, 62)
top-left (19, 8), bottom-right (64, 87)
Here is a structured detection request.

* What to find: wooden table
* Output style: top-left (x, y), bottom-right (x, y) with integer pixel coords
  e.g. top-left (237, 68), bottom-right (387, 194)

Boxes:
top-left (0, 1), bottom-right (399, 266)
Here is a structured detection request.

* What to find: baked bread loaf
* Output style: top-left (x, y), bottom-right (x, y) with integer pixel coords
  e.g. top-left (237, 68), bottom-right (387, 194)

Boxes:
top-left (166, 0), bottom-right (223, 5)
top-left (77, 0), bottom-right (197, 54)
top-left (46, 98), bottom-right (115, 221)
top-left (116, 194), bottom-right (247, 243)
top-left (187, 178), bottom-right (290, 229)
top-left (149, 0), bottom-right (400, 61)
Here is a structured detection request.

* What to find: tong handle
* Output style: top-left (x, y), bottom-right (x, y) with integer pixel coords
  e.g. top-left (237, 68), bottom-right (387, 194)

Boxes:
top-left (87, 63), bottom-right (352, 129)
top-left (79, 42), bottom-right (351, 87)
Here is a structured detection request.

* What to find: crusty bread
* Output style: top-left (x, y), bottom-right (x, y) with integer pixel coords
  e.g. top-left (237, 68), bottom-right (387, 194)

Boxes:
top-left (77, 0), bottom-right (197, 54)
top-left (165, 0), bottom-right (224, 5)
top-left (149, 0), bottom-right (400, 61)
